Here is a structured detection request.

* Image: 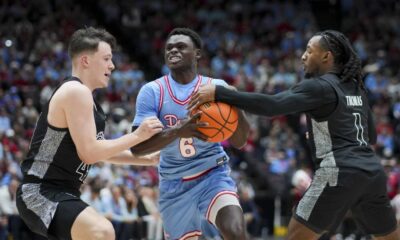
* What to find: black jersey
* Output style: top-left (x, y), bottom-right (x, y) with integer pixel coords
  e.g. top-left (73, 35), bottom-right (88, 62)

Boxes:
top-left (215, 73), bottom-right (381, 171)
top-left (21, 77), bottom-right (106, 190)
top-left (307, 74), bottom-right (380, 171)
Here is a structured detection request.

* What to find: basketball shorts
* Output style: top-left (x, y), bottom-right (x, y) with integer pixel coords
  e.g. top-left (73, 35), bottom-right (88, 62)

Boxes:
top-left (16, 183), bottom-right (88, 240)
top-left (159, 164), bottom-right (239, 240)
top-left (294, 167), bottom-right (397, 236)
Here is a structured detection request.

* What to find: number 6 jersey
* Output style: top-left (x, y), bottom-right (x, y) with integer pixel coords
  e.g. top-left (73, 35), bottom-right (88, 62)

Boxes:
top-left (133, 74), bottom-right (229, 180)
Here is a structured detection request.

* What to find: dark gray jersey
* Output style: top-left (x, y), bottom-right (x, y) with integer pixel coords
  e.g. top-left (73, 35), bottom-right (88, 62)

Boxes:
top-left (308, 74), bottom-right (380, 171)
top-left (21, 77), bottom-right (106, 190)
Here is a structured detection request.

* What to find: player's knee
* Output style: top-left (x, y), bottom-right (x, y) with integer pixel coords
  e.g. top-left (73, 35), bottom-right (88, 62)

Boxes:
top-left (90, 219), bottom-right (115, 240)
top-left (218, 219), bottom-right (246, 239)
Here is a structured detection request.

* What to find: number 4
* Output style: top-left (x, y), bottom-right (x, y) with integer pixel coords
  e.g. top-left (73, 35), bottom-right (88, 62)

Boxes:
top-left (76, 162), bottom-right (90, 182)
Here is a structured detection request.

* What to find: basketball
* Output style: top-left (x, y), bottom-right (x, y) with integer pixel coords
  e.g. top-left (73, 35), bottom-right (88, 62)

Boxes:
top-left (191, 102), bottom-right (238, 142)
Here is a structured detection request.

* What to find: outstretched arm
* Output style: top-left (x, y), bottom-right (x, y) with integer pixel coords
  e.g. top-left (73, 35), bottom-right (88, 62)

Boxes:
top-left (188, 80), bottom-right (336, 117)
top-left (103, 150), bottom-right (160, 166)
top-left (129, 127), bottom-right (181, 156)
top-left (130, 112), bottom-right (208, 155)
top-left (58, 82), bottom-right (163, 164)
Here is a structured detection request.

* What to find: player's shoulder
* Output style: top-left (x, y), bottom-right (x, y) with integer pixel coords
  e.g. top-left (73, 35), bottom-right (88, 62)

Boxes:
top-left (201, 75), bottom-right (228, 87)
top-left (140, 77), bottom-right (164, 92)
top-left (50, 81), bottom-right (93, 110)
top-left (299, 77), bottom-right (332, 88)
top-left (57, 81), bottom-right (92, 100)
top-left (292, 78), bottom-right (329, 94)
top-left (316, 74), bottom-right (342, 87)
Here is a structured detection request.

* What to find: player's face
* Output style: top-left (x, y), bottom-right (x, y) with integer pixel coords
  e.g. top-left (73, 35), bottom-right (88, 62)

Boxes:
top-left (164, 35), bottom-right (199, 71)
top-left (301, 36), bottom-right (326, 78)
top-left (88, 41), bottom-right (115, 88)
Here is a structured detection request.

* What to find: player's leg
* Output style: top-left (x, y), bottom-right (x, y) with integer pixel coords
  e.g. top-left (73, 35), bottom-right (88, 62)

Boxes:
top-left (70, 206), bottom-right (115, 240)
top-left (351, 169), bottom-right (398, 240)
top-left (289, 167), bottom-right (360, 240)
top-left (373, 228), bottom-right (400, 240)
top-left (214, 204), bottom-right (246, 240)
top-left (200, 165), bottom-right (246, 239)
top-left (287, 217), bottom-right (320, 240)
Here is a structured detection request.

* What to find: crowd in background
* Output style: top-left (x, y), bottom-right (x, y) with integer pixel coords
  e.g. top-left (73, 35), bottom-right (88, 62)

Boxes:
top-left (0, 0), bottom-right (399, 239)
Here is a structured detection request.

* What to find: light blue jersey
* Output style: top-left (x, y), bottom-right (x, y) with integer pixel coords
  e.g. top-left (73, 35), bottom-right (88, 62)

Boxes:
top-left (133, 74), bottom-right (229, 180)
top-left (133, 74), bottom-right (239, 239)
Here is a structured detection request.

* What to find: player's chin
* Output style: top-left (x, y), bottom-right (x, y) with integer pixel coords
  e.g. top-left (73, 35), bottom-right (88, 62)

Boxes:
top-left (99, 78), bottom-right (109, 88)
top-left (167, 62), bottom-right (183, 70)
top-left (304, 72), bottom-right (312, 79)
top-left (303, 70), bottom-right (314, 79)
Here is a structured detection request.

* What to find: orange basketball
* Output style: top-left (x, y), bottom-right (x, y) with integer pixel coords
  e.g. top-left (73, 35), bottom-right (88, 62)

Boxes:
top-left (191, 102), bottom-right (238, 142)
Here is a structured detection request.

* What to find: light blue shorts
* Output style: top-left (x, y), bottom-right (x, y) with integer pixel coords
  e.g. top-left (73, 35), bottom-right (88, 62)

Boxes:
top-left (159, 164), bottom-right (238, 240)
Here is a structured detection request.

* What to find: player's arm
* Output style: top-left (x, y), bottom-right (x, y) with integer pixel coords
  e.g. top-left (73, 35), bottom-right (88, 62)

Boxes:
top-left (188, 79), bottom-right (336, 116)
top-left (102, 150), bottom-right (160, 166)
top-left (61, 82), bottom-right (163, 164)
top-left (224, 86), bottom-right (250, 149)
top-left (130, 113), bottom-right (207, 155)
top-left (228, 109), bottom-right (250, 149)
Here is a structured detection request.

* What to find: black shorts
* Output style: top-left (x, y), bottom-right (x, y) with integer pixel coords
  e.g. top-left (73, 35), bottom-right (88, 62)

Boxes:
top-left (294, 167), bottom-right (397, 236)
top-left (16, 183), bottom-right (88, 240)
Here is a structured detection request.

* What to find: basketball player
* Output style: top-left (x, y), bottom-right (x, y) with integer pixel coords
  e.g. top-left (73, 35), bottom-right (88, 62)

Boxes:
top-left (131, 28), bottom-right (250, 239)
top-left (188, 30), bottom-right (399, 240)
top-left (16, 27), bottom-right (202, 240)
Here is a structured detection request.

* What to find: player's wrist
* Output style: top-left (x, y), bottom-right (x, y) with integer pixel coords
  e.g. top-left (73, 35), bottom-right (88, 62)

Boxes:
top-left (131, 131), bottom-right (147, 143)
top-left (214, 85), bottom-right (223, 101)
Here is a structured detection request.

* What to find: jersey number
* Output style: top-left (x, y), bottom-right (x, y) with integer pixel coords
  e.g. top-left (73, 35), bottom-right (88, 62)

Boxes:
top-left (352, 113), bottom-right (367, 146)
top-left (179, 138), bottom-right (196, 157)
top-left (76, 162), bottom-right (90, 182)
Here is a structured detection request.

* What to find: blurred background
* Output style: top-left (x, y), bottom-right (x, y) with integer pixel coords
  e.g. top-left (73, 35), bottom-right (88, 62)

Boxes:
top-left (0, 0), bottom-right (399, 239)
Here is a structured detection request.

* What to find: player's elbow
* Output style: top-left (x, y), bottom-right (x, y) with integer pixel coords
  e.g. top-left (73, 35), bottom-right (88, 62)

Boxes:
top-left (231, 141), bottom-right (247, 149)
top-left (228, 130), bottom-right (249, 149)
top-left (78, 151), bottom-right (98, 164)
top-left (77, 145), bottom-right (101, 164)
top-left (229, 116), bottom-right (250, 149)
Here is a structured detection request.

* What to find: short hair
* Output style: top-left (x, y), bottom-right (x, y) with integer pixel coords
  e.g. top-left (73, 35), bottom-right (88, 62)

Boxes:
top-left (68, 27), bottom-right (116, 59)
top-left (166, 28), bottom-right (203, 50)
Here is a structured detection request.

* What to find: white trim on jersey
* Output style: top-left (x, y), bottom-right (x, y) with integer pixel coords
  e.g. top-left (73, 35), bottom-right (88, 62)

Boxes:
top-left (206, 191), bottom-right (241, 225)
top-left (352, 112), bottom-right (368, 146)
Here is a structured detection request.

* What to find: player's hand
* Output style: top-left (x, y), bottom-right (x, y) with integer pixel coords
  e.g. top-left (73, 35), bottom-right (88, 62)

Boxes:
top-left (176, 112), bottom-right (209, 141)
top-left (135, 116), bottom-right (164, 141)
top-left (187, 84), bottom-right (216, 112)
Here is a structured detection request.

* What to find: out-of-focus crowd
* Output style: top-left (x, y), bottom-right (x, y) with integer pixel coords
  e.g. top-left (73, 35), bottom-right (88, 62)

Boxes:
top-left (0, 0), bottom-right (399, 239)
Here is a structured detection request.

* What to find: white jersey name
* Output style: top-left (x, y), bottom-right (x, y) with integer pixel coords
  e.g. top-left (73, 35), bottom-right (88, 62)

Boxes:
top-left (346, 96), bottom-right (363, 106)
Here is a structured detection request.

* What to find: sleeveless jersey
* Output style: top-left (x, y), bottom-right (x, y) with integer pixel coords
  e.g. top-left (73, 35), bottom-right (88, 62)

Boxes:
top-left (307, 73), bottom-right (380, 171)
top-left (21, 77), bottom-right (106, 190)
top-left (133, 74), bottom-right (229, 180)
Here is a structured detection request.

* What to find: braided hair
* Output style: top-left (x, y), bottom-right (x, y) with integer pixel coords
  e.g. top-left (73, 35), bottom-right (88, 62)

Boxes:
top-left (316, 30), bottom-right (365, 91)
